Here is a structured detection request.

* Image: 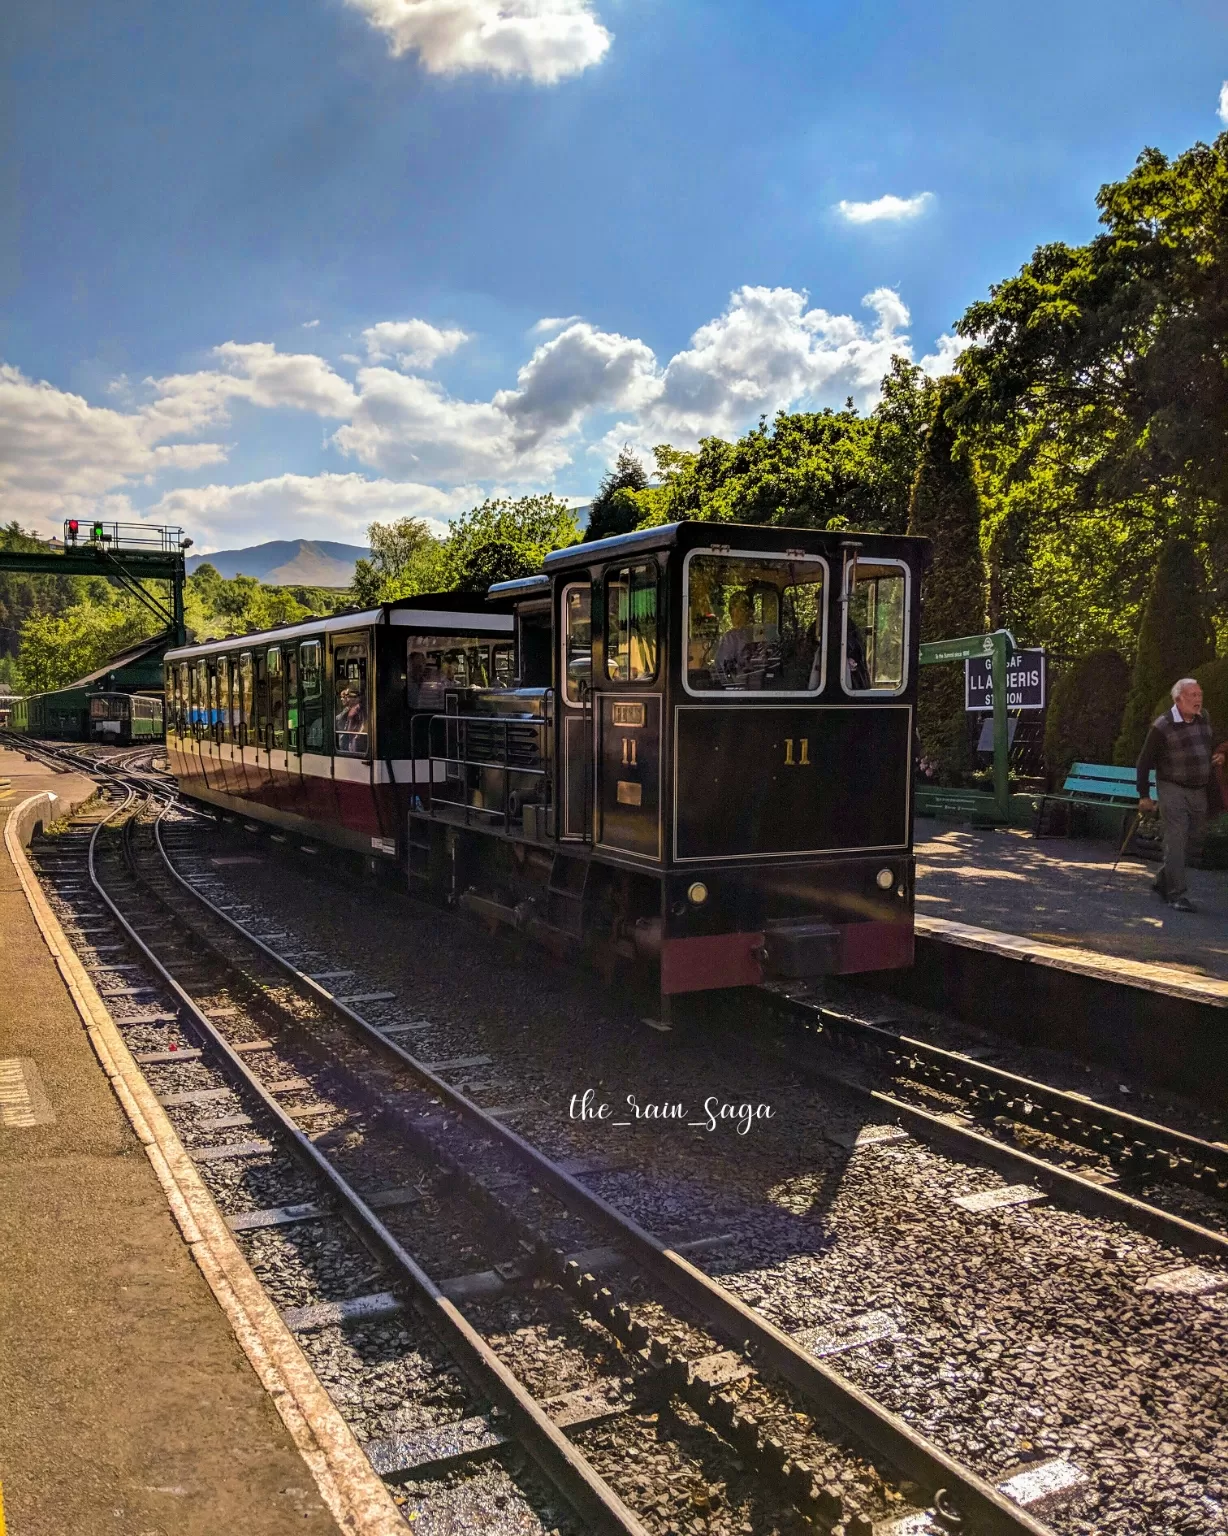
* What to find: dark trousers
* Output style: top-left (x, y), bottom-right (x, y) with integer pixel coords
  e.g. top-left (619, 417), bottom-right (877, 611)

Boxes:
top-left (1156, 780), bottom-right (1207, 899)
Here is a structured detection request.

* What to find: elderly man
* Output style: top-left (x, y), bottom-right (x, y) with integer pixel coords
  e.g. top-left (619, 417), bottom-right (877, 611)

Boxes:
top-left (1136, 678), bottom-right (1226, 912)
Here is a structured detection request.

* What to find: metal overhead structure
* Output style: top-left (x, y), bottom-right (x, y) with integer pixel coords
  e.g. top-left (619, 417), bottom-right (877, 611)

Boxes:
top-left (0, 521), bottom-right (191, 645)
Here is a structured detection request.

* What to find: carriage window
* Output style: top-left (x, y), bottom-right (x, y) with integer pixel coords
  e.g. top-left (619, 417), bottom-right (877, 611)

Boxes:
top-left (564, 585), bottom-right (591, 704)
top-left (606, 564), bottom-right (657, 683)
top-left (194, 661), bottom-right (208, 733)
top-left (843, 562), bottom-right (907, 694)
top-left (238, 653), bottom-right (253, 745)
top-left (409, 641), bottom-right (492, 708)
top-left (218, 656), bottom-right (232, 742)
top-left (334, 640), bottom-right (369, 757)
top-left (686, 552), bottom-right (826, 694)
top-left (178, 663), bottom-right (189, 734)
top-left (255, 651), bottom-right (269, 747)
top-left (285, 647), bottom-right (299, 751)
top-left (492, 644), bottom-right (515, 687)
top-left (300, 641), bottom-right (323, 751)
top-left (268, 647), bottom-right (285, 749)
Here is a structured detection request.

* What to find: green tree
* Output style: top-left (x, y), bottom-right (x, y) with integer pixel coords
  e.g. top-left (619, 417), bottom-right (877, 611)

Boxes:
top-left (15, 598), bottom-right (162, 693)
top-left (442, 494), bottom-right (579, 582)
top-left (907, 380), bottom-right (987, 778)
top-left (351, 517), bottom-right (447, 606)
top-left (1113, 538), bottom-right (1215, 762)
top-left (456, 540), bottom-right (536, 592)
top-left (638, 360), bottom-right (933, 533)
top-left (585, 449), bottom-right (650, 541)
top-left (956, 134), bottom-right (1228, 513)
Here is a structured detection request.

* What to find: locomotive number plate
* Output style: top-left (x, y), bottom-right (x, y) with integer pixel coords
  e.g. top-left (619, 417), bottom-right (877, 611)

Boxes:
top-left (612, 702), bottom-right (645, 727)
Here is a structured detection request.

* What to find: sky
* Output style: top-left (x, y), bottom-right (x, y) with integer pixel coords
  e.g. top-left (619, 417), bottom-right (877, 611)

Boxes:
top-left (2, 0), bottom-right (1226, 554)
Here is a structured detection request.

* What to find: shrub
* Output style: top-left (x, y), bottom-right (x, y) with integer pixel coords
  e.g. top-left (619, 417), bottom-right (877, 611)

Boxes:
top-left (1114, 538), bottom-right (1214, 762)
top-left (1043, 649), bottom-right (1130, 783)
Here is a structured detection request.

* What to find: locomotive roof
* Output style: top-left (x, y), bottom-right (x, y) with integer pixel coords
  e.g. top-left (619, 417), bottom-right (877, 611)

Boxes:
top-left (165, 589), bottom-right (512, 662)
top-left (539, 520), bottom-right (929, 576)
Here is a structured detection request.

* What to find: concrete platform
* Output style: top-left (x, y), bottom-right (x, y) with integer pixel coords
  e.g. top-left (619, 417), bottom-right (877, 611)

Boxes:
top-left (887, 818), bottom-right (1228, 1107)
top-left (914, 818), bottom-right (1228, 993)
top-left (0, 749), bottom-right (347, 1536)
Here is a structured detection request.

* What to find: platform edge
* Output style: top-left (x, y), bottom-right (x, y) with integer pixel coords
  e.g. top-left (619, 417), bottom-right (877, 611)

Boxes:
top-left (5, 789), bottom-right (406, 1536)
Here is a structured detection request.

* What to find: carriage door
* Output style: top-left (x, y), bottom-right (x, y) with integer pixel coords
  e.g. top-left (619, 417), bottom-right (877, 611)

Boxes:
top-left (560, 583), bottom-right (592, 839)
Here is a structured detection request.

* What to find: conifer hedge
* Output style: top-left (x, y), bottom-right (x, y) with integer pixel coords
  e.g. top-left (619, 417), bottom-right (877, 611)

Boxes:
top-left (907, 382), bottom-right (986, 779)
top-left (1114, 538), bottom-right (1215, 763)
top-left (1043, 649), bottom-right (1130, 783)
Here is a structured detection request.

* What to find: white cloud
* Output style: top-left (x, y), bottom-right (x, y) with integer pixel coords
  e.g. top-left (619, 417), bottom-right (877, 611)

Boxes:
top-left (0, 362), bottom-right (228, 531)
top-left (835, 192), bottom-right (934, 225)
top-left (1219, 81), bottom-right (1228, 125)
top-left (499, 323), bottom-right (658, 440)
top-left (302, 319), bottom-right (320, 328)
top-left (148, 472), bottom-right (474, 547)
top-left (918, 331), bottom-right (969, 378)
top-left (362, 318), bottom-right (470, 370)
top-left (531, 314), bottom-right (581, 334)
top-left (2, 284), bottom-right (959, 543)
top-left (636, 284), bottom-right (916, 442)
top-left (345, 0), bottom-right (610, 83)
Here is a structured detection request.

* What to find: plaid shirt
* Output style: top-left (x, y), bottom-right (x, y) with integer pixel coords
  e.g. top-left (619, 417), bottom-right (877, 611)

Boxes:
top-left (1135, 708), bottom-right (1213, 795)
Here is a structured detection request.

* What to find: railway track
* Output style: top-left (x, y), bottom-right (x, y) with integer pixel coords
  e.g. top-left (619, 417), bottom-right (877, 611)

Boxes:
top-left (14, 769), bottom-right (1060, 1536)
top-left (752, 989), bottom-right (1228, 1262)
top-left (12, 738), bottom-right (1228, 1532)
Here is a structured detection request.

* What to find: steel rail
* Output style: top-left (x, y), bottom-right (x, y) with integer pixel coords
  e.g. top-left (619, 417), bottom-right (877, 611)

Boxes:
top-left (150, 813), bottom-right (1054, 1536)
top-left (86, 792), bottom-right (651, 1536)
top-left (762, 995), bottom-right (1228, 1261)
top-left (799, 997), bottom-right (1228, 1193)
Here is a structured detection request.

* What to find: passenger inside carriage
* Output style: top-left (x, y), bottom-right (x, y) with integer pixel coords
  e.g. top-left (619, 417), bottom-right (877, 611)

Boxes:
top-left (334, 686), bottom-right (369, 756)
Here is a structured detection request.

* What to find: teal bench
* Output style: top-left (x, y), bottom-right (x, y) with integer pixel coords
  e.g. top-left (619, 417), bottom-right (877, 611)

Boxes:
top-left (1034, 762), bottom-right (1156, 840)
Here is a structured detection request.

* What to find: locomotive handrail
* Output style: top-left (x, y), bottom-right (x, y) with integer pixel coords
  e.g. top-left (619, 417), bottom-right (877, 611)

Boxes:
top-left (411, 705), bottom-right (551, 835)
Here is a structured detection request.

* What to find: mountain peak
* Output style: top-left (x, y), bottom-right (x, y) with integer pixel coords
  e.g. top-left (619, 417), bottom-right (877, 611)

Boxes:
top-left (187, 539), bottom-right (368, 587)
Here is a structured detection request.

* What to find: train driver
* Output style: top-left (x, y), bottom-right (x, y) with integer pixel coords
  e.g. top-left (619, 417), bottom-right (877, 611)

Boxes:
top-left (715, 591), bottom-right (778, 688)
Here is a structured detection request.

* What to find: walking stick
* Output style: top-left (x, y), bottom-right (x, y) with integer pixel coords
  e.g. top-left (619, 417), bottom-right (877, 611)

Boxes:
top-left (1111, 809), bottom-right (1141, 874)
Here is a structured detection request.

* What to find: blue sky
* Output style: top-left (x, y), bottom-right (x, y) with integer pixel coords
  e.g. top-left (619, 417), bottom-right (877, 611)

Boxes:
top-left (2, 0), bottom-right (1226, 552)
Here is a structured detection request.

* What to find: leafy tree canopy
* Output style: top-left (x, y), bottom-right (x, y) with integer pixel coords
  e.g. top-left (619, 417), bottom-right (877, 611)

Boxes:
top-left (626, 358), bottom-right (934, 535)
top-left (585, 450), bottom-right (650, 542)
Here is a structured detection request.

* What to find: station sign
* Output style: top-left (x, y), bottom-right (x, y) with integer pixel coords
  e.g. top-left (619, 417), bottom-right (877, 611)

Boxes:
top-left (965, 648), bottom-right (1046, 712)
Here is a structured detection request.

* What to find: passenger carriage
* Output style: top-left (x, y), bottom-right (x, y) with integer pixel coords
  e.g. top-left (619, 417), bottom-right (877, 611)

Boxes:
top-left (162, 593), bottom-right (515, 856)
top-left (89, 691), bottom-right (164, 744)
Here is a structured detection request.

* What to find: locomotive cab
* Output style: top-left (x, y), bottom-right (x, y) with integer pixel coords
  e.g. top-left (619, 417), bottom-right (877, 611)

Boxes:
top-left (412, 521), bottom-right (927, 1000)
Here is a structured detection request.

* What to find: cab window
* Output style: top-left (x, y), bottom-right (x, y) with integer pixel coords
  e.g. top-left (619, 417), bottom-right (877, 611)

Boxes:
top-left (843, 561), bottom-right (907, 694)
top-left (563, 585), bottom-right (591, 703)
top-left (685, 551), bottom-right (826, 694)
top-left (605, 564), bottom-right (657, 683)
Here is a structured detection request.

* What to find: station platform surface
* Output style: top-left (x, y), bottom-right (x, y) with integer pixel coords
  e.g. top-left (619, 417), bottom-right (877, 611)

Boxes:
top-left (0, 747), bottom-right (341, 1536)
top-left (914, 816), bottom-right (1228, 992)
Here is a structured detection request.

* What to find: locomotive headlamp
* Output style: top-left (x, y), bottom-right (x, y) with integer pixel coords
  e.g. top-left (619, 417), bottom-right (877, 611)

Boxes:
top-left (875, 867), bottom-right (894, 890)
top-left (687, 881), bottom-right (709, 905)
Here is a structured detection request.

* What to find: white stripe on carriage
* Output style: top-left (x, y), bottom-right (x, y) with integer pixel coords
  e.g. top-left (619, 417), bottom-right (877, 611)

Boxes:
top-left (174, 744), bottom-right (444, 784)
top-left (388, 609), bottom-right (512, 632)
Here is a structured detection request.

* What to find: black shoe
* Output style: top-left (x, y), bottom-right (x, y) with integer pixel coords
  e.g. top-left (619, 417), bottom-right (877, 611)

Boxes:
top-left (1151, 878), bottom-right (1168, 899)
top-left (1168, 895), bottom-right (1196, 913)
